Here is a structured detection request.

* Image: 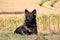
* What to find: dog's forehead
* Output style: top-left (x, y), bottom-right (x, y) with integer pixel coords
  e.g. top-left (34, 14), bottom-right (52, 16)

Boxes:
top-left (29, 12), bottom-right (34, 15)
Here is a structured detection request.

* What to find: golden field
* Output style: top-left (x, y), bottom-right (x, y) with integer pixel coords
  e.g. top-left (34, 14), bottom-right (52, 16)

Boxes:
top-left (0, 13), bottom-right (60, 33)
top-left (0, 13), bottom-right (60, 40)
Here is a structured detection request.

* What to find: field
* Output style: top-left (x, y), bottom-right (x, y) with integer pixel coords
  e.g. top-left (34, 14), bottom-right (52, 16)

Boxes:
top-left (0, 13), bottom-right (60, 40)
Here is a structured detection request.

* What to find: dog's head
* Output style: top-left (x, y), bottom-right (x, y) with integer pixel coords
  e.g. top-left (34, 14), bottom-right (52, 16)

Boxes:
top-left (25, 9), bottom-right (36, 21)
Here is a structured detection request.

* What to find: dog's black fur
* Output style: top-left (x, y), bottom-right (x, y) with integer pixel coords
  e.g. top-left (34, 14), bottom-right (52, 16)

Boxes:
top-left (14, 9), bottom-right (37, 35)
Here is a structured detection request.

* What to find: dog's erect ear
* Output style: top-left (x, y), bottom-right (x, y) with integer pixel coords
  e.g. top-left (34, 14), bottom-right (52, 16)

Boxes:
top-left (32, 9), bottom-right (36, 14)
top-left (25, 9), bottom-right (29, 14)
top-left (32, 9), bottom-right (36, 16)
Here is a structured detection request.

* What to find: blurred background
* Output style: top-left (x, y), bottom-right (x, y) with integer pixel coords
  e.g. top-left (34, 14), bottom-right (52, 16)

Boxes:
top-left (0, 0), bottom-right (60, 40)
top-left (0, 0), bottom-right (60, 14)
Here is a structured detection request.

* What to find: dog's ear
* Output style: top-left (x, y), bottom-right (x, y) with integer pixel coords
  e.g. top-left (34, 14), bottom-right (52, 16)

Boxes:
top-left (32, 9), bottom-right (36, 15)
top-left (25, 9), bottom-right (29, 15)
top-left (32, 9), bottom-right (36, 14)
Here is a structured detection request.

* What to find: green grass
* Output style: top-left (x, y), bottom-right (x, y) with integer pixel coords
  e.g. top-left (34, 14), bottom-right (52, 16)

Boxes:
top-left (0, 31), bottom-right (60, 40)
top-left (0, 32), bottom-right (25, 40)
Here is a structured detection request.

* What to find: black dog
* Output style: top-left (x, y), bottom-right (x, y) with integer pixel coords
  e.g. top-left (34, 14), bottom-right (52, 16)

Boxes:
top-left (14, 9), bottom-right (37, 35)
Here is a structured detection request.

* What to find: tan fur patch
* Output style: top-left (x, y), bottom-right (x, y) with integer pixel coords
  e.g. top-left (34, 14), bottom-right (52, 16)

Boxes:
top-left (24, 26), bottom-right (32, 32)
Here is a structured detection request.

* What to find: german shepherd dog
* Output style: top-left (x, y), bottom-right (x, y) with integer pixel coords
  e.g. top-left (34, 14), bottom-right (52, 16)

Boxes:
top-left (14, 9), bottom-right (37, 35)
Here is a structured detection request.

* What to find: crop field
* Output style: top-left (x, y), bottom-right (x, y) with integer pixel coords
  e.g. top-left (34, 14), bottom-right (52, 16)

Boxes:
top-left (0, 13), bottom-right (60, 40)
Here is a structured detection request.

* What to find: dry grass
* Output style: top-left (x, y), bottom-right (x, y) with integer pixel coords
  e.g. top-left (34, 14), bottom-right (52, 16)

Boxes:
top-left (0, 14), bottom-right (60, 40)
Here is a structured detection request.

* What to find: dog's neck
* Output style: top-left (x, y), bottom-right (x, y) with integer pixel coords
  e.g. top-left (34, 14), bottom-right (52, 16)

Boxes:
top-left (24, 18), bottom-right (36, 27)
